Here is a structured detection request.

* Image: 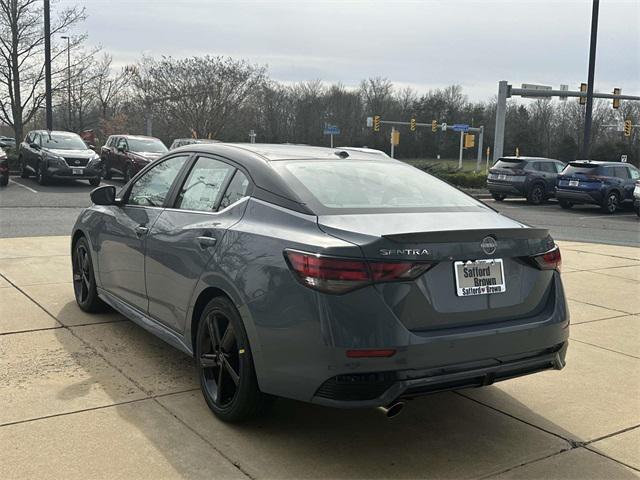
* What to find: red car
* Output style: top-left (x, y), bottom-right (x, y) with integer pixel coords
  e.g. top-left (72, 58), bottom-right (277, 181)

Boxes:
top-left (100, 135), bottom-right (168, 182)
top-left (0, 147), bottom-right (8, 186)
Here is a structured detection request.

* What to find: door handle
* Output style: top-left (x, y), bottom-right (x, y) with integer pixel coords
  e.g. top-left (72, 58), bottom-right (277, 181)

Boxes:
top-left (134, 225), bottom-right (149, 237)
top-left (197, 236), bottom-right (217, 249)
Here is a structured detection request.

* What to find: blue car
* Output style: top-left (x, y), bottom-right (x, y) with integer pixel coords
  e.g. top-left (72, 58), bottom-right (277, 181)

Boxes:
top-left (72, 144), bottom-right (569, 422)
top-left (556, 160), bottom-right (640, 214)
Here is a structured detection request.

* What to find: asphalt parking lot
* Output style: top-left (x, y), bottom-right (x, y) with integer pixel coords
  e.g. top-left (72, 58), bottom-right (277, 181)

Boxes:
top-left (1, 175), bottom-right (639, 246)
top-left (1, 236), bottom-right (638, 479)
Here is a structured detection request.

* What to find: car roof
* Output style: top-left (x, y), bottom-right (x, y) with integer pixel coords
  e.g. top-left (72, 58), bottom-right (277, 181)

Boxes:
top-left (499, 156), bottom-right (561, 162)
top-left (568, 160), bottom-right (628, 166)
top-left (32, 130), bottom-right (80, 136)
top-left (110, 134), bottom-right (161, 140)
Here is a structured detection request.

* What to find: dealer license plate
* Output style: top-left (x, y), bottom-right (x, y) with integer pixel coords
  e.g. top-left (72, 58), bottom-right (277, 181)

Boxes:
top-left (454, 259), bottom-right (506, 297)
top-left (72, 168), bottom-right (83, 175)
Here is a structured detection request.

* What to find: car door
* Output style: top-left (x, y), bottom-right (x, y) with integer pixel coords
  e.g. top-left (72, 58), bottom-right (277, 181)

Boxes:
top-left (144, 154), bottom-right (251, 332)
top-left (113, 137), bottom-right (128, 175)
top-left (621, 166), bottom-right (638, 201)
top-left (96, 155), bottom-right (188, 312)
top-left (540, 161), bottom-right (557, 192)
top-left (21, 132), bottom-right (34, 170)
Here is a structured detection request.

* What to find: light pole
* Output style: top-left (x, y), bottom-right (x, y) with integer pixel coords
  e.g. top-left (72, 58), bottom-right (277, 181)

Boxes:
top-left (582, 0), bottom-right (600, 158)
top-left (61, 36), bottom-right (71, 130)
top-left (44, 0), bottom-right (53, 130)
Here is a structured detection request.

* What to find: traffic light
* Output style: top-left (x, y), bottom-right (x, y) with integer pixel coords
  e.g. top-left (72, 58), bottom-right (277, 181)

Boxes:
top-left (613, 88), bottom-right (621, 109)
top-left (410, 116), bottom-right (416, 132)
top-left (579, 83), bottom-right (587, 105)
top-left (373, 115), bottom-right (381, 132)
top-left (431, 120), bottom-right (437, 133)
top-left (624, 120), bottom-right (632, 137)
top-left (464, 133), bottom-right (475, 148)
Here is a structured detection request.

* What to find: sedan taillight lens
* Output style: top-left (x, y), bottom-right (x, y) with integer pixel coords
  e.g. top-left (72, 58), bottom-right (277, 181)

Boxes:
top-left (530, 246), bottom-right (561, 271)
top-left (284, 250), bottom-right (433, 294)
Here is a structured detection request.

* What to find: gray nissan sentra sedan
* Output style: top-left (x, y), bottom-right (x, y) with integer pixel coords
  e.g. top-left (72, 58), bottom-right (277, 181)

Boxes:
top-left (71, 143), bottom-right (569, 422)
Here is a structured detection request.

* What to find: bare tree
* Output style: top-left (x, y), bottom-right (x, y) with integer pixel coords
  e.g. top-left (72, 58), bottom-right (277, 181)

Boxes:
top-left (0, 0), bottom-right (85, 141)
top-left (95, 53), bottom-right (133, 120)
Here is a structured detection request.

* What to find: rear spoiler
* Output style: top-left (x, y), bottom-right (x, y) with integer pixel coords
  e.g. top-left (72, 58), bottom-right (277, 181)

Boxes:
top-left (383, 228), bottom-right (550, 244)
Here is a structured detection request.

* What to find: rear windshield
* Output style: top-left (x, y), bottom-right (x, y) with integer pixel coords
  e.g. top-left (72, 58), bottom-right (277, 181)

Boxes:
top-left (563, 165), bottom-right (598, 176)
top-left (494, 159), bottom-right (526, 169)
top-left (275, 160), bottom-right (485, 213)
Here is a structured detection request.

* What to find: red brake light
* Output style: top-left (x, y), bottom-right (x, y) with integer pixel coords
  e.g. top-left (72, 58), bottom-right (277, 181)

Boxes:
top-left (531, 246), bottom-right (561, 272)
top-left (284, 250), bottom-right (432, 294)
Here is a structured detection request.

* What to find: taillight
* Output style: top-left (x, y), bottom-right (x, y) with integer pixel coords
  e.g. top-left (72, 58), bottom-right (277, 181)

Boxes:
top-left (284, 250), bottom-right (433, 294)
top-left (530, 246), bottom-right (561, 271)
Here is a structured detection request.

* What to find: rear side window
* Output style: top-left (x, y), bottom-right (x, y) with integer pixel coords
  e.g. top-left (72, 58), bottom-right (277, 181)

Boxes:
top-left (539, 162), bottom-right (556, 173)
top-left (175, 156), bottom-right (234, 211)
top-left (553, 163), bottom-right (565, 173)
top-left (614, 167), bottom-right (630, 179)
top-left (276, 160), bottom-right (483, 213)
top-left (494, 159), bottom-right (526, 169)
top-left (219, 170), bottom-right (250, 210)
top-left (629, 168), bottom-right (640, 180)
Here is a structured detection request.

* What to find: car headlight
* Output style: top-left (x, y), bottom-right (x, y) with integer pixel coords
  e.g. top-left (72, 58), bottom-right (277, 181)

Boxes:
top-left (45, 153), bottom-right (67, 167)
top-left (87, 153), bottom-right (100, 167)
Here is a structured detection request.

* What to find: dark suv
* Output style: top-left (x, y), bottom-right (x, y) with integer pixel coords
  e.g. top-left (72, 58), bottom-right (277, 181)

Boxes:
top-left (19, 130), bottom-right (101, 186)
top-left (556, 161), bottom-right (640, 214)
top-left (487, 157), bottom-right (565, 204)
top-left (100, 135), bottom-right (168, 182)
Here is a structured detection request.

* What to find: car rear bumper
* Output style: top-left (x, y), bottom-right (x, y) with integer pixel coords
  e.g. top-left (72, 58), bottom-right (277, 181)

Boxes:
top-left (555, 188), bottom-right (600, 204)
top-left (486, 181), bottom-right (524, 195)
top-left (254, 273), bottom-right (570, 408)
top-left (46, 165), bottom-right (100, 180)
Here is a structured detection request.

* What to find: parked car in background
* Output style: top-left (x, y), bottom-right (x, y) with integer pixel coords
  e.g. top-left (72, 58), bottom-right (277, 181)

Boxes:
top-left (634, 180), bottom-right (640, 217)
top-left (556, 161), bottom-right (640, 214)
top-left (19, 130), bottom-right (101, 186)
top-left (100, 135), bottom-right (168, 182)
top-left (170, 138), bottom-right (219, 150)
top-left (72, 143), bottom-right (568, 422)
top-left (0, 147), bottom-right (8, 186)
top-left (487, 156), bottom-right (565, 204)
top-left (0, 136), bottom-right (16, 149)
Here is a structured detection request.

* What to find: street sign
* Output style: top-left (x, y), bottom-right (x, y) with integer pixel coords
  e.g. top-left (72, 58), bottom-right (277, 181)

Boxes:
top-left (441, 122), bottom-right (447, 131)
top-left (323, 124), bottom-right (340, 135)
top-left (621, 155), bottom-right (628, 163)
top-left (366, 117), bottom-right (373, 128)
top-left (451, 124), bottom-right (469, 132)
top-left (521, 83), bottom-right (552, 91)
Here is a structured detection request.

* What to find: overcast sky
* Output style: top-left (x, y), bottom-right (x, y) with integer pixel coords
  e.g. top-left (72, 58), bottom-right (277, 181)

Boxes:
top-left (60, 0), bottom-right (639, 101)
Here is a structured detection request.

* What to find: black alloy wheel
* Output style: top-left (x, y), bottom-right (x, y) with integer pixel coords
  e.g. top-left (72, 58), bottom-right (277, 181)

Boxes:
top-left (89, 178), bottom-right (100, 187)
top-left (196, 297), bottom-right (269, 422)
top-left (124, 164), bottom-right (133, 183)
top-left (101, 161), bottom-right (111, 180)
top-left (527, 183), bottom-right (546, 205)
top-left (559, 199), bottom-right (573, 210)
top-left (601, 192), bottom-right (619, 214)
top-left (36, 161), bottom-right (48, 185)
top-left (20, 157), bottom-right (29, 178)
top-left (491, 193), bottom-right (506, 202)
top-left (72, 237), bottom-right (104, 312)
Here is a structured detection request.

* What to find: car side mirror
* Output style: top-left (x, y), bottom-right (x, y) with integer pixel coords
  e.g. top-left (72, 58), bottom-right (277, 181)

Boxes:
top-left (29, 142), bottom-right (40, 149)
top-left (90, 185), bottom-right (117, 206)
top-left (88, 144), bottom-right (96, 152)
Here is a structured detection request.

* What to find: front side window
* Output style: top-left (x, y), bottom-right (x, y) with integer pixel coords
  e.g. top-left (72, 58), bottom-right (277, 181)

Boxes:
top-left (276, 160), bottom-right (484, 213)
top-left (127, 155), bottom-right (188, 207)
top-left (614, 166), bottom-right (630, 179)
top-left (175, 157), bottom-right (234, 211)
top-left (219, 170), bottom-right (250, 210)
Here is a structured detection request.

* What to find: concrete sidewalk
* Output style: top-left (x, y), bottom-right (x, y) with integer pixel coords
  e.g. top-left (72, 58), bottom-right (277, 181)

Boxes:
top-left (0, 236), bottom-right (638, 479)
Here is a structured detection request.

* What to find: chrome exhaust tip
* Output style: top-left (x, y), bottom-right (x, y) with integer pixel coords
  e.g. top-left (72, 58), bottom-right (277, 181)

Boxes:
top-left (377, 401), bottom-right (404, 419)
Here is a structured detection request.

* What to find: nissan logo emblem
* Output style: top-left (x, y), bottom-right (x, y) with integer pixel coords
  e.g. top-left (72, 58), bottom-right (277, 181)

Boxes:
top-left (481, 236), bottom-right (497, 255)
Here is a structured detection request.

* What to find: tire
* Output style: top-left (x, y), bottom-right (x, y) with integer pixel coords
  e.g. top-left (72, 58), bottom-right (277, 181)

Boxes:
top-left (195, 296), bottom-right (269, 422)
top-left (101, 160), bottom-right (111, 180)
top-left (636, 206), bottom-right (640, 218)
top-left (527, 183), bottom-right (546, 205)
top-left (559, 199), bottom-right (573, 210)
top-left (491, 193), bottom-right (506, 202)
top-left (0, 175), bottom-right (8, 187)
top-left (36, 161), bottom-right (48, 185)
top-left (89, 178), bottom-right (100, 187)
top-left (601, 191), bottom-right (619, 214)
top-left (124, 164), bottom-right (133, 183)
top-left (20, 157), bottom-right (29, 178)
top-left (72, 237), bottom-right (106, 313)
